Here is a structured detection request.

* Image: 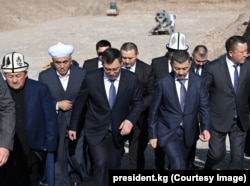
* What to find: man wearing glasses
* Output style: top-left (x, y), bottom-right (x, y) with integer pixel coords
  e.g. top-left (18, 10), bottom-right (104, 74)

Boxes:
top-left (69, 48), bottom-right (142, 186)
top-left (83, 40), bottom-right (111, 71)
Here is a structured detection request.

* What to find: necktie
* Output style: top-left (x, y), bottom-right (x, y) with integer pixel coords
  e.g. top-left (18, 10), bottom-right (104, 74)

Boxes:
top-left (233, 64), bottom-right (239, 119)
top-left (233, 64), bottom-right (239, 93)
top-left (178, 79), bottom-right (187, 112)
top-left (109, 80), bottom-right (116, 108)
top-left (125, 67), bottom-right (131, 71)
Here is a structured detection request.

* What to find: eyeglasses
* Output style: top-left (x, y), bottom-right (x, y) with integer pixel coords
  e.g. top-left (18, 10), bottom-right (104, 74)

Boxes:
top-left (103, 66), bottom-right (120, 73)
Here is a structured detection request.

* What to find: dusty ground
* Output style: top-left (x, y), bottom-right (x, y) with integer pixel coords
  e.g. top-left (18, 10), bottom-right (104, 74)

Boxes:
top-left (0, 0), bottom-right (249, 80)
top-left (1, 0), bottom-right (250, 170)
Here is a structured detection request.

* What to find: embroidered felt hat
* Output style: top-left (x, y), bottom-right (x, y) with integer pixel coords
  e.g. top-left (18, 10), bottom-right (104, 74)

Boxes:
top-left (166, 32), bottom-right (189, 51)
top-left (1, 52), bottom-right (29, 73)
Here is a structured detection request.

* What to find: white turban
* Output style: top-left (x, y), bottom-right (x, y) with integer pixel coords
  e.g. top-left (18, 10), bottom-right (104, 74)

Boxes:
top-left (48, 42), bottom-right (74, 58)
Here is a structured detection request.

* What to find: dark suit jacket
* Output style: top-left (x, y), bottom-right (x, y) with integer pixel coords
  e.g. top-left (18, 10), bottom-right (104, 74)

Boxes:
top-left (134, 59), bottom-right (154, 128)
top-left (69, 68), bottom-right (142, 147)
top-left (38, 65), bottom-right (86, 152)
top-left (148, 72), bottom-right (210, 147)
top-left (0, 74), bottom-right (15, 150)
top-left (22, 79), bottom-right (58, 185)
top-left (24, 78), bottom-right (59, 152)
top-left (202, 54), bottom-right (250, 132)
top-left (151, 54), bottom-right (171, 79)
top-left (82, 57), bottom-right (99, 71)
top-left (190, 59), bottom-right (211, 75)
top-left (39, 64), bottom-right (87, 183)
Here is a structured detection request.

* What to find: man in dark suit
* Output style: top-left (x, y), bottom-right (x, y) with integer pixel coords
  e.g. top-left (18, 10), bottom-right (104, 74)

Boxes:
top-left (148, 50), bottom-right (210, 170)
top-left (188, 44), bottom-right (210, 169)
top-left (0, 74), bottom-right (15, 168)
top-left (83, 40), bottom-right (111, 71)
top-left (120, 42), bottom-right (154, 169)
top-left (0, 52), bottom-right (59, 186)
top-left (150, 32), bottom-right (189, 169)
top-left (38, 42), bottom-right (88, 186)
top-left (190, 45), bottom-right (210, 75)
top-left (203, 35), bottom-right (250, 169)
top-left (244, 56), bottom-right (250, 158)
top-left (69, 48), bottom-right (142, 186)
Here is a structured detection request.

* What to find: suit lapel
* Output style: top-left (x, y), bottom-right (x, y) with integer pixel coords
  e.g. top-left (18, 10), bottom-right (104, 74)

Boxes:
top-left (116, 70), bottom-right (125, 103)
top-left (49, 68), bottom-right (66, 98)
top-left (237, 62), bottom-right (247, 93)
top-left (185, 73), bottom-right (197, 112)
top-left (66, 67), bottom-right (77, 95)
top-left (170, 73), bottom-right (182, 111)
top-left (219, 58), bottom-right (234, 91)
top-left (96, 70), bottom-right (110, 107)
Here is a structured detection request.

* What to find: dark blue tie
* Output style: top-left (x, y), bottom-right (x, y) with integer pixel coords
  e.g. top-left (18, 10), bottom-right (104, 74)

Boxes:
top-left (125, 67), bottom-right (131, 71)
top-left (233, 64), bottom-right (239, 93)
top-left (178, 79), bottom-right (187, 112)
top-left (109, 80), bottom-right (116, 108)
top-left (233, 64), bottom-right (239, 119)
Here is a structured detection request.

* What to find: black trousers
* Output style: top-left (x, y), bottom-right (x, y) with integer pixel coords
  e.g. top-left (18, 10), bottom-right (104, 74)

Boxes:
top-left (244, 128), bottom-right (250, 156)
top-left (204, 120), bottom-right (246, 170)
top-left (0, 150), bottom-right (41, 186)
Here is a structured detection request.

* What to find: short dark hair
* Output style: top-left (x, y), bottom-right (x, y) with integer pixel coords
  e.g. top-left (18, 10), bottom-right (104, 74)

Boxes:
top-left (96, 40), bottom-right (111, 51)
top-left (170, 50), bottom-right (190, 64)
top-left (120, 42), bottom-right (138, 54)
top-left (102, 48), bottom-right (122, 65)
top-left (192, 45), bottom-right (208, 57)
top-left (225, 35), bottom-right (247, 53)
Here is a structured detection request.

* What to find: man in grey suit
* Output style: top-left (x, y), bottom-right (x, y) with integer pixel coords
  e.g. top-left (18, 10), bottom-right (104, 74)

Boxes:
top-left (39, 42), bottom-right (88, 186)
top-left (148, 50), bottom-right (210, 169)
top-left (83, 40), bottom-right (111, 71)
top-left (203, 35), bottom-right (250, 169)
top-left (0, 74), bottom-right (15, 167)
top-left (120, 42), bottom-right (154, 170)
top-left (69, 48), bottom-right (142, 186)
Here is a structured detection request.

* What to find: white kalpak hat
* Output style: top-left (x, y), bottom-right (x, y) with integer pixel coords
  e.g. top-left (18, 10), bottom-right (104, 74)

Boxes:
top-left (1, 52), bottom-right (29, 73)
top-left (48, 42), bottom-right (74, 58)
top-left (166, 32), bottom-right (189, 51)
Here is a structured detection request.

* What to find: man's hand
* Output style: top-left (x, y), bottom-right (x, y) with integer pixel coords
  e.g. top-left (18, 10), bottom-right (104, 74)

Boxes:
top-left (68, 130), bottom-right (77, 141)
top-left (199, 130), bottom-right (210, 142)
top-left (119, 119), bottom-right (133, 136)
top-left (0, 147), bottom-right (9, 167)
top-left (149, 139), bottom-right (158, 148)
top-left (58, 100), bottom-right (72, 111)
